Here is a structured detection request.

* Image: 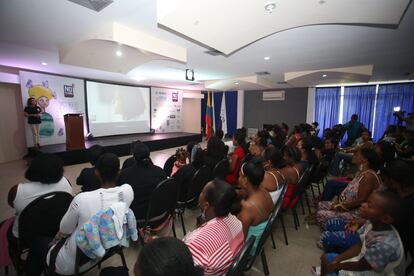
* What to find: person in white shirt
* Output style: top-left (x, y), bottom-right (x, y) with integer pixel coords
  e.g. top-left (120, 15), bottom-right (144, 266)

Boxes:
top-left (7, 153), bottom-right (72, 276)
top-left (47, 153), bottom-right (134, 275)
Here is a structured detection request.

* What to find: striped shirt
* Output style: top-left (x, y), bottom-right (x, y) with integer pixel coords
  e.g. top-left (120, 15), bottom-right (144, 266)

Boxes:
top-left (183, 214), bottom-right (244, 276)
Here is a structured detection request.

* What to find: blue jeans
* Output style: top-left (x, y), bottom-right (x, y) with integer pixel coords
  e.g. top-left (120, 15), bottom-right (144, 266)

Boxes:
top-left (325, 253), bottom-right (340, 276)
top-left (321, 180), bottom-right (348, 201)
top-left (321, 218), bottom-right (360, 253)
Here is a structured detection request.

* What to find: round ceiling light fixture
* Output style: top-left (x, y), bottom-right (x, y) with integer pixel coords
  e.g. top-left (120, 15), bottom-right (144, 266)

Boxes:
top-left (41, 62), bottom-right (48, 66)
top-left (115, 50), bottom-right (123, 57)
top-left (234, 82), bottom-right (239, 85)
top-left (264, 56), bottom-right (270, 60)
top-left (322, 74), bottom-right (328, 78)
top-left (264, 2), bottom-right (276, 13)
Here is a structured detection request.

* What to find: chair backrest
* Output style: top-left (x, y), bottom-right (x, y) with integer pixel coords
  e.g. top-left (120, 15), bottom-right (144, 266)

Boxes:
top-left (145, 178), bottom-right (179, 228)
top-left (225, 236), bottom-right (256, 276)
top-left (184, 165), bottom-right (212, 206)
top-left (19, 191), bottom-right (73, 246)
top-left (245, 186), bottom-right (285, 269)
top-left (163, 155), bottom-right (177, 177)
top-left (291, 166), bottom-right (313, 198)
top-left (212, 158), bottom-right (230, 180)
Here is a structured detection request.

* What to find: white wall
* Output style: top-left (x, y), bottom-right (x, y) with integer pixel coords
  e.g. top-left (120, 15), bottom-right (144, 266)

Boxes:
top-left (182, 90), bottom-right (201, 133)
top-left (306, 87), bottom-right (315, 123)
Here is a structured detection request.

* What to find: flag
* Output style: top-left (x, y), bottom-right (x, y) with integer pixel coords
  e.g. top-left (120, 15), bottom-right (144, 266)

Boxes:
top-left (205, 91), bottom-right (213, 139)
top-left (220, 92), bottom-right (228, 137)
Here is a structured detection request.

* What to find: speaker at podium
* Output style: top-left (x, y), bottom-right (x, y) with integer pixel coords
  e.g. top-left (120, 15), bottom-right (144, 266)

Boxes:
top-left (64, 113), bottom-right (85, 150)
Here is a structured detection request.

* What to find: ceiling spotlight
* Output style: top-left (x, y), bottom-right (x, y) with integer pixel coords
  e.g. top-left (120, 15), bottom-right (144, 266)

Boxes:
top-left (264, 2), bottom-right (276, 13)
top-left (264, 56), bottom-right (270, 60)
top-left (322, 74), bottom-right (327, 78)
top-left (115, 50), bottom-right (123, 57)
top-left (41, 62), bottom-right (48, 66)
top-left (234, 82), bottom-right (239, 85)
top-left (186, 69), bottom-right (195, 81)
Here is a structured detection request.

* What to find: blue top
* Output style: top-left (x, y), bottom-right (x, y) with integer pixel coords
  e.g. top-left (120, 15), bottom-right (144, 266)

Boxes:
top-left (246, 220), bottom-right (268, 255)
top-left (343, 120), bottom-right (363, 141)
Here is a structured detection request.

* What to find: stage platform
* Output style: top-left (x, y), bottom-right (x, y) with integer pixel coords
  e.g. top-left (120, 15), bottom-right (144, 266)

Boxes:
top-left (38, 132), bottom-right (202, 165)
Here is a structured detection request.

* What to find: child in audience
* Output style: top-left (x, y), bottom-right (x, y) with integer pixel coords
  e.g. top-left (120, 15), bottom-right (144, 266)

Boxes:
top-left (171, 148), bottom-right (188, 176)
top-left (76, 144), bottom-right (104, 192)
top-left (315, 191), bottom-right (404, 276)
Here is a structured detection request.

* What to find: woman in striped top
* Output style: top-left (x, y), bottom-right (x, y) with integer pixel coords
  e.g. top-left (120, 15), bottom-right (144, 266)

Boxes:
top-left (183, 179), bottom-right (244, 276)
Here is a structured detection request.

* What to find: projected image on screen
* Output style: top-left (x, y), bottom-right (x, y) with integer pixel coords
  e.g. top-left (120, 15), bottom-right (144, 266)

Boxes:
top-left (86, 81), bottom-right (150, 137)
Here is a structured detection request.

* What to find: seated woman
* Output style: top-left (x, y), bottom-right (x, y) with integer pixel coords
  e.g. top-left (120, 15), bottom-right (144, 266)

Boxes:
top-left (226, 129), bottom-right (247, 185)
top-left (316, 148), bottom-right (382, 229)
top-left (261, 146), bottom-right (286, 204)
top-left (337, 129), bottom-right (373, 167)
top-left (46, 153), bottom-right (134, 275)
top-left (183, 179), bottom-right (244, 275)
top-left (237, 157), bottom-right (273, 253)
top-left (171, 148), bottom-right (188, 176)
top-left (374, 140), bottom-right (396, 168)
top-left (280, 146), bottom-right (302, 209)
top-left (135, 237), bottom-right (203, 276)
top-left (285, 125), bottom-right (302, 147)
top-left (203, 136), bottom-right (226, 171)
top-left (297, 136), bottom-right (322, 171)
top-left (76, 145), bottom-right (104, 192)
top-left (7, 154), bottom-right (73, 267)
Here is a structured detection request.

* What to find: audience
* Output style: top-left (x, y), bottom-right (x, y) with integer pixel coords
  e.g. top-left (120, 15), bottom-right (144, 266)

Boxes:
top-left (76, 145), bottom-right (104, 192)
top-left (237, 157), bottom-right (273, 254)
top-left (135, 237), bottom-right (203, 276)
top-left (316, 191), bottom-right (404, 276)
top-left (203, 135), bottom-right (226, 171)
top-left (117, 141), bottom-right (166, 221)
top-left (316, 149), bottom-right (382, 228)
top-left (261, 147), bottom-right (286, 204)
top-left (183, 179), bottom-right (243, 275)
top-left (121, 140), bottom-right (143, 171)
top-left (285, 125), bottom-right (302, 147)
top-left (281, 145), bottom-right (302, 184)
top-left (343, 114), bottom-right (364, 147)
top-left (226, 128), bottom-right (247, 185)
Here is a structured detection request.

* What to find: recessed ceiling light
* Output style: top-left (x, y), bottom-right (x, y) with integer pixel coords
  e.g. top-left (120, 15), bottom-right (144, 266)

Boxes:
top-left (115, 50), bottom-right (123, 57)
top-left (264, 2), bottom-right (276, 13)
top-left (264, 56), bottom-right (270, 60)
top-left (322, 74), bottom-right (327, 78)
top-left (234, 82), bottom-right (239, 85)
top-left (41, 62), bottom-right (48, 66)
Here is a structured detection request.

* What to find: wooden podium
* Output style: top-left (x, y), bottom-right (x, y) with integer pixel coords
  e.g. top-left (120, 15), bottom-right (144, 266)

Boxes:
top-left (64, 113), bottom-right (85, 150)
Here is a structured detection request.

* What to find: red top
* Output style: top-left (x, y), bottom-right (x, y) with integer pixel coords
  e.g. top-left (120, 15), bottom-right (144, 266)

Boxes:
top-left (225, 146), bottom-right (245, 185)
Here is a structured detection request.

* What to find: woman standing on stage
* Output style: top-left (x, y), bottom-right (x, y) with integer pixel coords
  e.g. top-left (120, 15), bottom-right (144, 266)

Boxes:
top-left (24, 97), bottom-right (42, 148)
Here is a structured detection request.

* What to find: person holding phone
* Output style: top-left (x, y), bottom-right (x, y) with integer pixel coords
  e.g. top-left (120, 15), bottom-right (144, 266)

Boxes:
top-left (24, 97), bottom-right (42, 148)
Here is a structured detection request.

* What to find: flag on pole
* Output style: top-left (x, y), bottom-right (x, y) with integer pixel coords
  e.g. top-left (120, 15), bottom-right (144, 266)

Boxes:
top-left (220, 92), bottom-right (228, 137)
top-left (205, 91), bottom-right (213, 139)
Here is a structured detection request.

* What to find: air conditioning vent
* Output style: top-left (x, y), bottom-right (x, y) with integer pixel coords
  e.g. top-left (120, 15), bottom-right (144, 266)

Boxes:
top-left (277, 81), bottom-right (288, 84)
top-left (255, 71), bottom-right (270, 76)
top-left (262, 91), bottom-right (285, 101)
top-left (204, 49), bottom-right (224, 56)
top-left (68, 0), bottom-right (113, 12)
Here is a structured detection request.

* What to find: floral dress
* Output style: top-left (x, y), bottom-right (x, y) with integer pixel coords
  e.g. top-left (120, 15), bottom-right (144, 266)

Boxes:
top-left (317, 170), bottom-right (380, 228)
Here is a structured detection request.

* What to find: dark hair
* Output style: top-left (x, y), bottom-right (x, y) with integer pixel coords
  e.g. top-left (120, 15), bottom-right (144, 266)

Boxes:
top-left (374, 190), bottom-right (403, 223)
top-left (89, 145), bottom-right (104, 166)
top-left (206, 136), bottom-right (226, 161)
top-left (256, 130), bottom-right (270, 148)
top-left (175, 148), bottom-right (187, 160)
top-left (281, 123), bottom-right (289, 133)
top-left (282, 146), bottom-right (301, 163)
top-left (191, 147), bottom-right (204, 168)
top-left (204, 179), bottom-right (241, 217)
top-left (241, 156), bottom-right (265, 188)
top-left (26, 97), bottom-right (35, 106)
top-left (324, 137), bottom-right (338, 148)
top-left (382, 160), bottom-right (414, 189)
top-left (95, 153), bottom-right (120, 183)
top-left (375, 141), bottom-right (396, 165)
top-left (351, 114), bottom-right (358, 120)
top-left (233, 128), bottom-right (247, 153)
top-left (186, 141), bottom-right (198, 157)
top-left (136, 237), bottom-right (203, 276)
top-left (263, 147), bottom-right (285, 168)
top-left (359, 148), bottom-right (382, 172)
top-left (132, 141), bottom-right (151, 166)
top-left (215, 129), bottom-right (224, 139)
top-left (25, 154), bottom-right (64, 184)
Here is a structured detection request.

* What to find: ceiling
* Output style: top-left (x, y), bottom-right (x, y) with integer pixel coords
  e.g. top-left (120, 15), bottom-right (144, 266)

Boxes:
top-left (0, 0), bottom-right (413, 91)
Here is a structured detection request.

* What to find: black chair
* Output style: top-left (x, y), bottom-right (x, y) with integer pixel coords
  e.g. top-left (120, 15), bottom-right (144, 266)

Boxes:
top-left (289, 166), bottom-right (313, 228)
top-left (13, 191), bottom-right (73, 275)
top-left (212, 158), bottom-right (230, 180)
top-left (244, 186), bottom-right (285, 276)
top-left (269, 183), bottom-right (288, 248)
top-left (176, 165), bottom-right (212, 235)
top-left (137, 178), bottom-right (179, 243)
top-left (163, 155), bottom-right (176, 177)
top-left (225, 236), bottom-right (256, 276)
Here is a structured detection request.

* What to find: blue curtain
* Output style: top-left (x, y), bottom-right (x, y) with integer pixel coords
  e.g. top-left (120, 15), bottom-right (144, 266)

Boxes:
top-left (213, 92), bottom-right (223, 130)
top-left (225, 91), bottom-right (238, 136)
top-left (373, 83), bottom-right (414, 141)
top-left (314, 87), bottom-right (341, 137)
top-left (342, 85), bottom-right (376, 132)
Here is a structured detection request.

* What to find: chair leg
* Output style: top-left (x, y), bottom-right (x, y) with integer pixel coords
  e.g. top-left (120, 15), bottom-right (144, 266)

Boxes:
top-left (280, 214), bottom-right (288, 245)
top-left (172, 218), bottom-right (177, 238)
top-left (317, 182), bottom-right (322, 195)
top-left (179, 211), bottom-right (186, 236)
top-left (260, 250), bottom-right (270, 276)
top-left (304, 191), bottom-right (312, 214)
top-left (292, 208), bottom-right (298, 230)
top-left (4, 266), bottom-right (8, 275)
top-left (299, 196), bottom-right (305, 215)
top-left (119, 248), bottom-right (127, 268)
top-left (270, 231), bottom-right (276, 249)
top-left (310, 184), bottom-right (316, 198)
